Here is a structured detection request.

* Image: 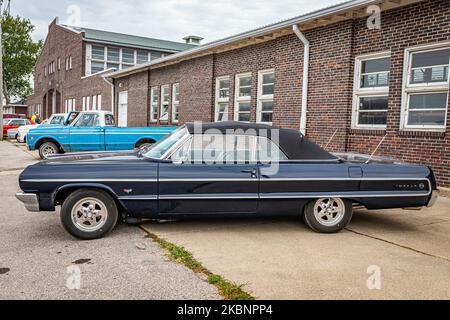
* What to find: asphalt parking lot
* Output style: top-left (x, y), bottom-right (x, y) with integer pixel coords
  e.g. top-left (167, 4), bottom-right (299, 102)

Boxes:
top-left (1, 140), bottom-right (449, 299)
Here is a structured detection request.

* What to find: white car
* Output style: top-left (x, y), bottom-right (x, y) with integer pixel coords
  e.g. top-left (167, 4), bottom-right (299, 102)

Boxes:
top-left (17, 113), bottom-right (67, 143)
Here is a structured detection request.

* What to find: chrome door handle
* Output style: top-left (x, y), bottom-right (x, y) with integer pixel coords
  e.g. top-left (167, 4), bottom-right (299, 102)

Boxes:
top-left (241, 169), bottom-right (257, 178)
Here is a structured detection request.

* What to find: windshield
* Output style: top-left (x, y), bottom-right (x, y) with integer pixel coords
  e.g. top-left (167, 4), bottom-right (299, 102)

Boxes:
top-left (144, 126), bottom-right (188, 159)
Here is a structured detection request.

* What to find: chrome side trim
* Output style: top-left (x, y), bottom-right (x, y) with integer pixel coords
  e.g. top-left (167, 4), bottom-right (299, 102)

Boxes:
top-left (260, 190), bottom-right (431, 199)
top-left (159, 193), bottom-right (259, 200)
top-left (15, 192), bottom-right (40, 212)
top-left (123, 190), bottom-right (431, 201)
top-left (118, 195), bottom-right (158, 200)
top-left (21, 178), bottom-right (158, 183)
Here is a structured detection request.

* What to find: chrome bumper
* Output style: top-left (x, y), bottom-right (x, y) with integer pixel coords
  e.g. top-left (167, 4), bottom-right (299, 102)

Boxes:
top-left (427, 190), bottom-right (439, 208)
top-left (15, 193), bottom-right (40, 212)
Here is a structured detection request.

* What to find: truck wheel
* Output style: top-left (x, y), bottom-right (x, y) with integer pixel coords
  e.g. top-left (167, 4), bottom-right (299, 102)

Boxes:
top-left (303, 197), bottom-right (352, 233)
top-left (60, 189), bottom-right (118, 240)
top-left (38, 141), bottom-right (59, 159)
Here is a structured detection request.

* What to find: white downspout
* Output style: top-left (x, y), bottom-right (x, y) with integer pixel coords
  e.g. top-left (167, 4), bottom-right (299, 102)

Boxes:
top-left (292, 24), bottom-right (309, 135)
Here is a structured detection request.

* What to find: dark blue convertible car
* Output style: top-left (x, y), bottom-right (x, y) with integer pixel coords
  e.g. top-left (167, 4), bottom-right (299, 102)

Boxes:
top-left (16, 122), bottom-right (438, 239)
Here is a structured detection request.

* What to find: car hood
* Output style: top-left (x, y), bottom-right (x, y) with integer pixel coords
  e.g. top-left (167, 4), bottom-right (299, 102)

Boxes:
top-left (42, 150), bottom-right (138, 163)
top-left (19, 124), bottom-right (39, 131)
top-left (29, 125), bottom-right (66, 133)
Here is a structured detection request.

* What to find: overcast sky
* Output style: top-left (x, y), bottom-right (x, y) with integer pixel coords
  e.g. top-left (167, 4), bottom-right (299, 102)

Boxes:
top-left (10, 0), bottom-right (345, 44)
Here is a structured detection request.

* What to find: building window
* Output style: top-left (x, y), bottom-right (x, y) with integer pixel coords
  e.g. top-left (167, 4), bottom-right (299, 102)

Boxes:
top-left (88, 95), bottom-right (102, 110)
top-left (92, 95), bottom-right (97, 111)
top-left (64, 98), bottom-right (76, 112)
top-left (65, 56), bottom-right (72, 71)
top-left (160, 85), bottom-right (170, 121)
top-left (150, 87), bottom-right (159, 122)
top-left (88, 45), bottom-right (152, 74)
top-left (352, 52), bottom-right (390, 128)
top-left (48, 61), bottom-right (55, 74)
top-left (151, 51), bottom-right (163, 60)
top-left (257, 69), bottom-right (274, 124)
top-left (402, 44), bottom-right (450, 130)
top-left (122, 48), bottom-right (135, 69)
top-left (91, 45), bottom-right (105, 74)
top-left (172, 83), bottom-right (180, 123)
top-left (234, 73), bottom-right (252, 122)
top-left (44, 66), bottom-right (47, 77)
top-left (57, 57), bottom-right (61, 70)
top-left (97, 95), bottom-right (102, 110)
top-left (82, 96), bottom-right (90, 111)
top-left (215, 76), bottom-right (230, 122)
top-left (107, 47), bottom-right (120, 70)
top-left (137, 50), bottom-right (149, 64)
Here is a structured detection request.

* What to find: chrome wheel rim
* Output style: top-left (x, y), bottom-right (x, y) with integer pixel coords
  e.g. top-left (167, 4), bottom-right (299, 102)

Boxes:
top-left (313, 198), bottom-right (345, 226)
top-left (71, 198), bottom-right (108, 232)
top-left (42, 144), bottom-right (57, 158)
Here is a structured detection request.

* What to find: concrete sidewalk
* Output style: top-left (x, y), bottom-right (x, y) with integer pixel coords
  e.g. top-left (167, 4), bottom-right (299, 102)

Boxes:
top-left (0, 141), bottom-right (38, 171)
top-left (141, 198), bottom-right (450, 299)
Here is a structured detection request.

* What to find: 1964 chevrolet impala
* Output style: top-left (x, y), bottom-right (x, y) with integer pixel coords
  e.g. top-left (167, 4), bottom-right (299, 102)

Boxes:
top-left (16, 122), bottom-right (438, 240)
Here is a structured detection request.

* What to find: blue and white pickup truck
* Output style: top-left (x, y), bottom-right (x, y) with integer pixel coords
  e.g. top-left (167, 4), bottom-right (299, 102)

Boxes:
top-left (27, 111), bottom-right (176, 159)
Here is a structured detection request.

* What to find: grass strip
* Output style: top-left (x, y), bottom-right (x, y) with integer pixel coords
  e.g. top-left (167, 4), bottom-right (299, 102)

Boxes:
top-left (143, 229), bottom-right (255, 300)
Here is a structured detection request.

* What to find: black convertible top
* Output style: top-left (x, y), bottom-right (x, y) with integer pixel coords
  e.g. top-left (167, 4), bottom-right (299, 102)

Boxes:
top-left (185, 121), bottom-right (338, 161)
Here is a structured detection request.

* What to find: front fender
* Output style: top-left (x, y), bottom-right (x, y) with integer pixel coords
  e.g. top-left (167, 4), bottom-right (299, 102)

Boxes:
top-left (52, 183), bottom-right (127, 210)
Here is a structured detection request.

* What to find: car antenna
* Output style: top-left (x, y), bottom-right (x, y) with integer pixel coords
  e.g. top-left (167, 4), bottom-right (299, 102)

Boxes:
top-left (365, 134), bottom-right (387, 164)
top-left (322, 128), bottom-right (338, 149)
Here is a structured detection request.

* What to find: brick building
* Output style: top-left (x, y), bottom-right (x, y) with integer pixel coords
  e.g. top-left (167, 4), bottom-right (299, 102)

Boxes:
top-left (27, 17), bottom-right (197, 124)
top-left (105, 0), bottom-right (450, 187)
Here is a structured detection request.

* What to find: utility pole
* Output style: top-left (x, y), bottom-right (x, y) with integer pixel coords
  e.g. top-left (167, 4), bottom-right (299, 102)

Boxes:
top-left (0, 0), bottom-right (4, 141)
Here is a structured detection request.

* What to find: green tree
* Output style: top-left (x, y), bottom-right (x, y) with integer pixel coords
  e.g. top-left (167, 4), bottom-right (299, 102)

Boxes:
top-left (2, 14), bottom-right (42, 104)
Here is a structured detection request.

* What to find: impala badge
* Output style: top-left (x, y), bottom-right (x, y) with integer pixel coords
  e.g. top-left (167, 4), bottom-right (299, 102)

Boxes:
top-left (123, 189), bottom-right (133, 194)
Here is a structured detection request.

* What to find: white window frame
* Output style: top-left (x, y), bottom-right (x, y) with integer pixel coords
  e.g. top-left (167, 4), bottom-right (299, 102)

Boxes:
top-left (150, 87), bottom-right (159, 123)
top-left (160, 85), bottom-right (170, 122)
top-left (257, 69), bottom-right (275, 125)
top-left (352, 51), bottom-right (390, 129)
top-left (234, 72), bottom-right (252, 122)
top-left (97, 95), bottom-right (102, 110)
top-left (172, 83), bottom-right (180, 123)
top-left (215, 76), bottom-right (230, 122)
top-left (92, 95), bottom-right (97, 111)
top-left (401, 42), bottom-right (450, 131)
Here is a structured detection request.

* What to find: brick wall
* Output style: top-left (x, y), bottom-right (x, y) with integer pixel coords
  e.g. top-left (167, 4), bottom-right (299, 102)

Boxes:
top-left (117, 0), bottom-right (450, 186)
top-left (115, 71), bottom-right (149, 127)
top-left (28, 19), bottom-right (115, 117)
top-left (348, 0), bottom-right (450, 186)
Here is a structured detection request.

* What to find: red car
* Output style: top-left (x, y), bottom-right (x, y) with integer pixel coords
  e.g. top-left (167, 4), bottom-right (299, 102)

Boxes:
top-left (2, 118), bottom-right (32, 136)
top-left (3, 113), bottom-right (28, 119)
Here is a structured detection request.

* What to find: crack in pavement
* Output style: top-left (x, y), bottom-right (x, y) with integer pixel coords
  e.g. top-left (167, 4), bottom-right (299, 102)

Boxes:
top-left (345, 227), bottom-right (450, 263)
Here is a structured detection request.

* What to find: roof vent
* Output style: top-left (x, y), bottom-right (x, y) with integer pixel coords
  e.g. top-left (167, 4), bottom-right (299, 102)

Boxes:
top-left (183, 35), bottom-right (203, 46)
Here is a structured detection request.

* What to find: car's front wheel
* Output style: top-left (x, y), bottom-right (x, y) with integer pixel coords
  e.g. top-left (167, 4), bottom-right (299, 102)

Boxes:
top-left (38, 141), bottom-right (60, 159)
top-left (60, 189), bottom-right (118, 240)
top-left (303, 197), bottom-right (352, 233)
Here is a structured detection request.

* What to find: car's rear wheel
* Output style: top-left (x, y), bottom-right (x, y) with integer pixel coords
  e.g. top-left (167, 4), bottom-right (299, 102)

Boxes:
top-left (60, 189), bottom-right (118, 240)
top-left (38, 141), bottom-right (59, 159)
top-left (303, 197), bottom-right (352, 233)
